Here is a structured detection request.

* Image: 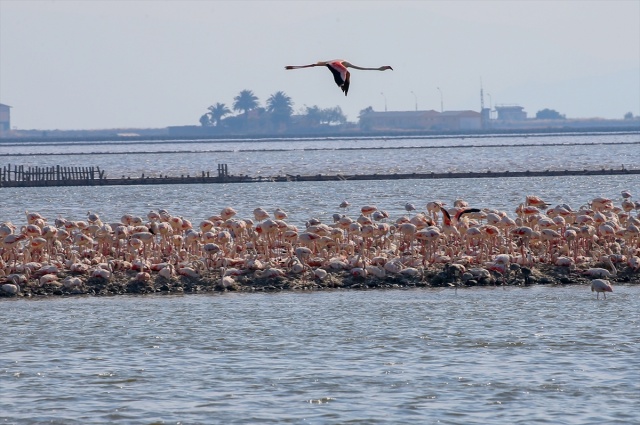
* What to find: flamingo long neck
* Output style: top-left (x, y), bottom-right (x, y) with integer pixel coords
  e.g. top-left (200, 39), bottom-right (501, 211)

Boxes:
top-left (439, 206), bottom-right (452, 226)
top-left (286, 62), bottom-right (324, 69)
top-left (605, 257), bottom-right (617, 276)
top-left (343, 62), bottom-right (384, 71)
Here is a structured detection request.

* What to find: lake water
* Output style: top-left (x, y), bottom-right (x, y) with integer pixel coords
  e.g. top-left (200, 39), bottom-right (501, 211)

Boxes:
top-left (2, 287), bottom-right (640, 424)
top-left (1, 132), bottom-right (640, 423)
top-left (0, 132), bottom-right (639, 228)
top-left (1, 132), bottom-right (638, 178)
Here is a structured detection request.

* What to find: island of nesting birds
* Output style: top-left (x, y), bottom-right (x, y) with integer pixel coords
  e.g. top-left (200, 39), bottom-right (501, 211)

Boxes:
top-left (1, 193), bottom-right (639, 299)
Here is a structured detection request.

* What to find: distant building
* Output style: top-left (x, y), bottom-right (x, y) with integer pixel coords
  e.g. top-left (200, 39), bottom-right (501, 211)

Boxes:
top-left (359, 110), bottom-right (440, 130)
top-left (359, 110), bottom-right (482, 131)
top-left (495, 105), bottom-right (527, 121)
top-left (438, 111), bottom-right (483, 130)
top-left (0, 103), bottom-right (11, 136)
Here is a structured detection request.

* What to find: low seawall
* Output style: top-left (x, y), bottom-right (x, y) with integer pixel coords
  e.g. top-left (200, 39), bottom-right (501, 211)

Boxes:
top-left (1, 167), bottom-right (638, 188)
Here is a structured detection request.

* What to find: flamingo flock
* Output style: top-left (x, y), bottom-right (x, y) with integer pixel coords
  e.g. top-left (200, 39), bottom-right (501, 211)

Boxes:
top-left (1, 192), bottom-right (639, 298)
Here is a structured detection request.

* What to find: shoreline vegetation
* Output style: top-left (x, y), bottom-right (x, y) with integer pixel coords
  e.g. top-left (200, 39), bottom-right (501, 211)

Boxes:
top-left (2, 195), bottom-right (639, 299)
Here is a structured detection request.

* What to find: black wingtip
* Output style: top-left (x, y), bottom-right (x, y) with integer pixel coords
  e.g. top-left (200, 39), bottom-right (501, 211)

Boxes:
top-left (455, 207), bottom-right (481, 221)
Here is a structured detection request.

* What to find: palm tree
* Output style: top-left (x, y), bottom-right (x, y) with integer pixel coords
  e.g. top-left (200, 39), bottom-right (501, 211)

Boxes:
top-left (233, 90), bottom-right (259, 116)
top-left (199, 113), bottom-right (211, 127)
top-left (207, 103), bottom-right (231, 127)
top-left (266, 91), bottom-right (293, 128)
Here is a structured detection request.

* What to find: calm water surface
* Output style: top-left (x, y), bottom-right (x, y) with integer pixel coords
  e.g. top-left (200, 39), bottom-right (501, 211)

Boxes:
top-left (2, 287), bottom-right (639, 424)
top-left (1, 134), bottom-right (639, 423)
top-left (1, 133), bottom-right (638, 177)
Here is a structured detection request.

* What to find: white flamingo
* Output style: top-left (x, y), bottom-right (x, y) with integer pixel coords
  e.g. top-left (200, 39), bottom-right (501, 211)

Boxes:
top-left (591, 279), bottom-right (613, 299)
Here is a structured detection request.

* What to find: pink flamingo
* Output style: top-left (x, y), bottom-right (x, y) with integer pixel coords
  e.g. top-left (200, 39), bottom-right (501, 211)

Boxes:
top-left (285, 59), bottom-right (393, 96)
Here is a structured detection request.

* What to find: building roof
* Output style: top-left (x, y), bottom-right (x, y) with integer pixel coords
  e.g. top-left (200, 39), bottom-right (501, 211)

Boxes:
top-left (494, 105), bottom-right (524, 111)
top-left (439, 110), bottom-right (481, 117)
top-left (0, 103), bottom-right (12, 108)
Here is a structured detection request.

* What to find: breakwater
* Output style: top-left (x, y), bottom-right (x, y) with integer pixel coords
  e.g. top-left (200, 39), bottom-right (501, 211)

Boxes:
top-left (0, 163), bottom-right (638, 188)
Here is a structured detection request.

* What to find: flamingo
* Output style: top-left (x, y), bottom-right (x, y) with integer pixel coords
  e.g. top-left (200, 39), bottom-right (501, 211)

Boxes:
top-left (404, 203), bottom-right (417, 215)
top-left (360, 205), bottom-right (378, 217)
top-left (1, 282), bottom-right (20, 295)
top-left (253, 207), bottom-right (269, 222)
top-left (525, 195), bottom-right (549, 208)
top-left (274, 208), bottom-right (288, 220)
top-left (627, 256), bottom-right (640, 272)
top-left (590, 278), bottom-right (613, 299)
top-left (285, 59), bottom-right (393, 95)
top-left (455, 208), bottom-right (482, 223)
top-left (582, 256), bottom-right (617, 279)
top-left (313, 268), bottom-right (328, 280)
top-left (3, 190), bottom-right (640, 298)
top-left (219, 267), bottom-right (236, 289)
top-left (62, 276), bottom-right (83, 290)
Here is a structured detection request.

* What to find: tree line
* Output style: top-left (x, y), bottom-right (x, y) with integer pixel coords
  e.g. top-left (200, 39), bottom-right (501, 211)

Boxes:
top-left (199, 90), bottom-right (638, 134)
top-left (199, 89), bottom-right (350, 132)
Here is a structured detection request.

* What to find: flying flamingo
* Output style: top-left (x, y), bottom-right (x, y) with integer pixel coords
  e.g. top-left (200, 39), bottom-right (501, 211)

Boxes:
top-left (285, 60), bottom-right (393, 95)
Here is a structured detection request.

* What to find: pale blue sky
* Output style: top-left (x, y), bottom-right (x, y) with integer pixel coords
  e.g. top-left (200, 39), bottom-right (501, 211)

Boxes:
top-left (1, 0), bottom-right (638, 130)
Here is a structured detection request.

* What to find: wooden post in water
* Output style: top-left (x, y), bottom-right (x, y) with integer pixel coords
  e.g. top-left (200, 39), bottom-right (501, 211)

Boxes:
top-left (217, 164), bottom-right (228, 180)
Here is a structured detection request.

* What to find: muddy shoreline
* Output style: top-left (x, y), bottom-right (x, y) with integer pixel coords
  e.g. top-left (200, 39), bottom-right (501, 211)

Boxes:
top-left (4, 263), bottom-right (638, 299)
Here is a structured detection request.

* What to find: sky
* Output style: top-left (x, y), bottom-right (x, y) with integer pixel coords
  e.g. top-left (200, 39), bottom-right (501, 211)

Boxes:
top-left (0, 0), bottom-right (639, 130)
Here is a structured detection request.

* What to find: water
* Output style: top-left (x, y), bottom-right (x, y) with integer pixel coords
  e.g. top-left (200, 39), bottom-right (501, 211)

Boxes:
top-left (1, 133), bottom-right (640, 423)
top-left (0, 132), bottom-right (639, 228)
top-left (1, 287), bottom-right (639, 424)
top-left (1, 133), bottom-right (638, 178)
